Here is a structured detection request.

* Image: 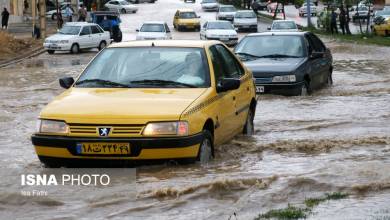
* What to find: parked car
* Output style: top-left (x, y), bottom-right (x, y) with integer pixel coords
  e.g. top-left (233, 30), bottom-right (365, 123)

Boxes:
top-left (32, 40), bottom-right (257, 167)
top-left (216, 5), bottom-right (237, 21)
top-left (201, 0), bottom-right (219, 11)
top-left (372, 17), bottom-right (390, 36)
top-left (90, 11), bottom-right (123, 42)
top-left (267, 2), bottom-right (283, 13)
top-left (43, 22), bottom-right (111, 54)
top-left (234, 32), bottom-right (333, 96)
top-left (200, 21), bottom-right (239, 46)
top-left (127, 0), bottom-right (155, 3)
top-left (233, 10), bottom-right (258, 32)
top-left (104, 0), bottom-right (138, 14)
top-left (252, 0), bottom-right (270, 11)
top-left (373, 9), bottom-right (390, 21)
top-left (349, 6), bottom-right (369, 22)
top-left (269, 20), bottom-right (298, 31)
top-left (46, 3), bottom-right (70, 20)
top-left (184, 0), bottom-right (195, 3)
top-left (136, 21), bottom-right (172, 40)
top-left (173, 9), bottom-right (201, 31)
top-left (299, 2), bottom-right (317, 17)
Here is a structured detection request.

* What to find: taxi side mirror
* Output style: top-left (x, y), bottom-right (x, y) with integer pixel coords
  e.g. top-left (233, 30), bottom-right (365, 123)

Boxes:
top-left (59, 77), bottom-right (74, 89)
top-left (217, 78), bottom-right (240, 93)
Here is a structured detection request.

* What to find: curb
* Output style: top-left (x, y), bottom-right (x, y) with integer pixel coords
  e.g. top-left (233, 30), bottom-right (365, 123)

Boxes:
top-left (0, 47), bottom-right (46, 68)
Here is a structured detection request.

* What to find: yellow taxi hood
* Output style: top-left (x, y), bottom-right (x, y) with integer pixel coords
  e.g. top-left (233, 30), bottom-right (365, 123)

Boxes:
top-left (40, 88), bottom-right (207, 121)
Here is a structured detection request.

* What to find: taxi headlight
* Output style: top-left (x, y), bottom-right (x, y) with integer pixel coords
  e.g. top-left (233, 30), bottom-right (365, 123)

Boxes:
top-left (143, 121), bottom-right (188, 136)
top-left (37, 119), bottom-right (69, 134)
top-left (272, 75), bottom-right (296, 83)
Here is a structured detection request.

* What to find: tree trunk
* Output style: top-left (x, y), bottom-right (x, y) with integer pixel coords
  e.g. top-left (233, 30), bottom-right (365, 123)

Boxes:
top-left (345, 5), bottom-right (351, 34)
top-left (366, 5), bottom-right (371, 35)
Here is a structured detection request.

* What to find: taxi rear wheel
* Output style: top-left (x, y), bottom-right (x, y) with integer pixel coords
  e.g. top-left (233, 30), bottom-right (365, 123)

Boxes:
top-left (197, 130), bottom-right (213, 163)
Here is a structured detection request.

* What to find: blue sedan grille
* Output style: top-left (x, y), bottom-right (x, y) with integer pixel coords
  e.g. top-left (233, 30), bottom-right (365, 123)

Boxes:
top-left (255, 77), bottom-right (273, 83)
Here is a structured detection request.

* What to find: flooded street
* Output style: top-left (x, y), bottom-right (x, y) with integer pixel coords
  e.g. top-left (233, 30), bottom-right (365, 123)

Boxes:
top-left (1, 0), bottom-right (390, 219)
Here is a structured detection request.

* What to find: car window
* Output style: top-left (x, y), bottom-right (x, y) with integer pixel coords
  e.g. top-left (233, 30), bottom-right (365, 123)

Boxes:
top-left (164, 23), bottom-right (170, 32)
top-left (91, 25), bottom-right (101, 34)
top-left (307, 33), bottom-right (325, 52)
top-left (140, 24), bottom-right (165, 32)
top-left (179, 12), bottom-right (197, 19)
top-left (80, 26), bottom-right (91, 35)
top-left (215, 44), bottom-right (244, 79)
top-left (175, 11), bottom-right (179, 17)
top-left (208, 46), bottom-right (226, 84)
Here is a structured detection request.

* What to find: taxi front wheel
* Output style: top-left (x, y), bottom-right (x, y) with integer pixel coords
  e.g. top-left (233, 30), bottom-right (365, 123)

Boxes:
top-left (197, 130), bottom-right (214, 163)
top-left (243, 109), bottom-right (255, 135)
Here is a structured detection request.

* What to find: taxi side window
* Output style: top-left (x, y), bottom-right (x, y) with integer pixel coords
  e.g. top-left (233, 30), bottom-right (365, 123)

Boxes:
top-left (209, 46), bottom-right (225, 84)
top-left (175, 11), bottom-right (179, 17)
top-left (214, 44), bottom-right (244, 79)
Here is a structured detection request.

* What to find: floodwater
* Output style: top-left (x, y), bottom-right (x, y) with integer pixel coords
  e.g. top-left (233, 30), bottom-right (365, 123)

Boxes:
top-left (0, 41), bottom-right (390, 220)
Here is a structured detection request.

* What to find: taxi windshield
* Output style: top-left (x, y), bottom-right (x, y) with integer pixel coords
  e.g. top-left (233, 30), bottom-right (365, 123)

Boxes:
top-left (179, 12), bottom-right (197, 19)
top-left (76, 47), bottom-right (210, 88)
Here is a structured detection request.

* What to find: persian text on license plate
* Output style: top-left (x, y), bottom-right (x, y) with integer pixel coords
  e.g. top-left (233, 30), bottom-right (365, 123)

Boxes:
top-left (256, 86), bottom-right (265, 93)
top-left (76, 142), bottom-right (130, 155)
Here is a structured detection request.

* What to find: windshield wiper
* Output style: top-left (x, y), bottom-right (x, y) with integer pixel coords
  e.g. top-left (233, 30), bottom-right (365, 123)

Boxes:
top-left (75, 79), bottom-right (131, 88)
top-left (235, 52), bottom-right (262, 60)
top-left (130, 80), bottom-right (197, 88)
top-left (258, 54), bottom-right (300, 58)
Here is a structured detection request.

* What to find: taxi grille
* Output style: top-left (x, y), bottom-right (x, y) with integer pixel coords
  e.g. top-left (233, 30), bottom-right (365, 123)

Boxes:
top-left (68, 124), bottom-right (145, 137)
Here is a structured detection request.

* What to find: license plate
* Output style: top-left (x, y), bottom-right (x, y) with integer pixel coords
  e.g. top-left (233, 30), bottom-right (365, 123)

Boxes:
top-left (187, 25), bottom-right (194, 28)
top-left (49, 44), bottom-right (58, 48)
top-left (221, 38), bottom-right (229, 41)
top-left (243, 25), bottom-right (249, 28)
top-left (76, 142), bottom-right (130, 155)
top-left (256, 86), bottom-right (265, 93)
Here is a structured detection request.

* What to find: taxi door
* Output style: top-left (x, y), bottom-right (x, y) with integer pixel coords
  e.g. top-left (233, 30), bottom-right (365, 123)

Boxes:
top-left (214, 44), bottom-right (252, 133)
top-left (208, 45), bottom-right (238, 143)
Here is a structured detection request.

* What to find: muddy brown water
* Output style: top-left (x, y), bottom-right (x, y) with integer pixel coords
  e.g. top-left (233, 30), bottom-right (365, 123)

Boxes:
top-left (0, 42), bottom-right (389, 220)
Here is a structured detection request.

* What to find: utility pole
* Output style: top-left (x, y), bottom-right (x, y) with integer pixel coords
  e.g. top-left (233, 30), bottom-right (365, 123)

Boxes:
top-left (31, 0), bottom-right (36, 36)
top-left (306, 0), bottom-right (312, 27)
top-left (39, 0), bottom-right (46, 38)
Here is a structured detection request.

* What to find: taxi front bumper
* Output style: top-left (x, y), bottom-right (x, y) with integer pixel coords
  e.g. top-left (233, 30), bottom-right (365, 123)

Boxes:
top-left (31, 133), bottom-right (203, 160)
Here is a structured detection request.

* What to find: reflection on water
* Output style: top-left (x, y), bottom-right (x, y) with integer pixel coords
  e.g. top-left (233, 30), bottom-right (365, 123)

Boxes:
top-left (0, 42), bottom-right (390, 219)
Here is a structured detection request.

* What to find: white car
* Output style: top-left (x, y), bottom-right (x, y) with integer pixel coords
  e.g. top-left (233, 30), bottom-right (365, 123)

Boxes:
top-left (104, 0), bottom-right (138, 14)
top-left (217, 5), bottom-right (237, 21)
top-left (136, 21), bottom-right (172, 40)
top-left (233, 10), bottom-right (258, 32)
top-left (200, 21), bottom-right (238, 46)
top-left (201, 0), bottom-right (219, 11)
top-left (46, 3), bottom-right (69, 20)
top-left (270, 20), bottom-right (298, 31)
top-left (299, 2), bottom-right (317, 17)
top-left (43, 22), bottom-right (111, 54)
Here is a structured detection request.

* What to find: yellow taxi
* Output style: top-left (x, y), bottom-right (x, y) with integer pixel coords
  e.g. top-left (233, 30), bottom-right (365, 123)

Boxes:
top-left (31, 40), bottom-right (257, 167)
top-left (373, 17), bottom-right (390, 36)
top-left (173, 9), bottom-right (201, 31)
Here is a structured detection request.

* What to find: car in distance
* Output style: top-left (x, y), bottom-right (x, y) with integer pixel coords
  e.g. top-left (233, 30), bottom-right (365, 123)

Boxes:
top-left (31, 40), bottom-right (257, 167)
top-left (216, 5), bottom-right (237, 21)
top-left (128, 0), bottom-right (155, 3)
top-left (104, 0), bottom-right (138, 14)
top-left (372, 17), bottom-right (390, 36)
top-left (173, 9), bottom-right (201, 31)
top-left (234, 32), bottom-right (333, 96)
top-left (43, 22), bottom-right (111, 54)
top-left (90, 11), bottom-right (123, 42)
top-left (269, 20), bottom-right (298, 31)
top-left (201, 0), bottom-right (219, 11)
top-left (233, 10), bottom-right (258, 32)
top-left (136, 21), bottom-right (172, 40)
top-left (349, 5), bottom-right (369, 22)
top-left (184, 0), bottom-right (195, 3)
top-left (200, 21), bottom-right (239, 46)
top-left (267, 2), bottom-right (283, 13)
top-left (299, 2), bottom-right (317, 17)
top-left (251, 0), bottom-right (270, 11)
